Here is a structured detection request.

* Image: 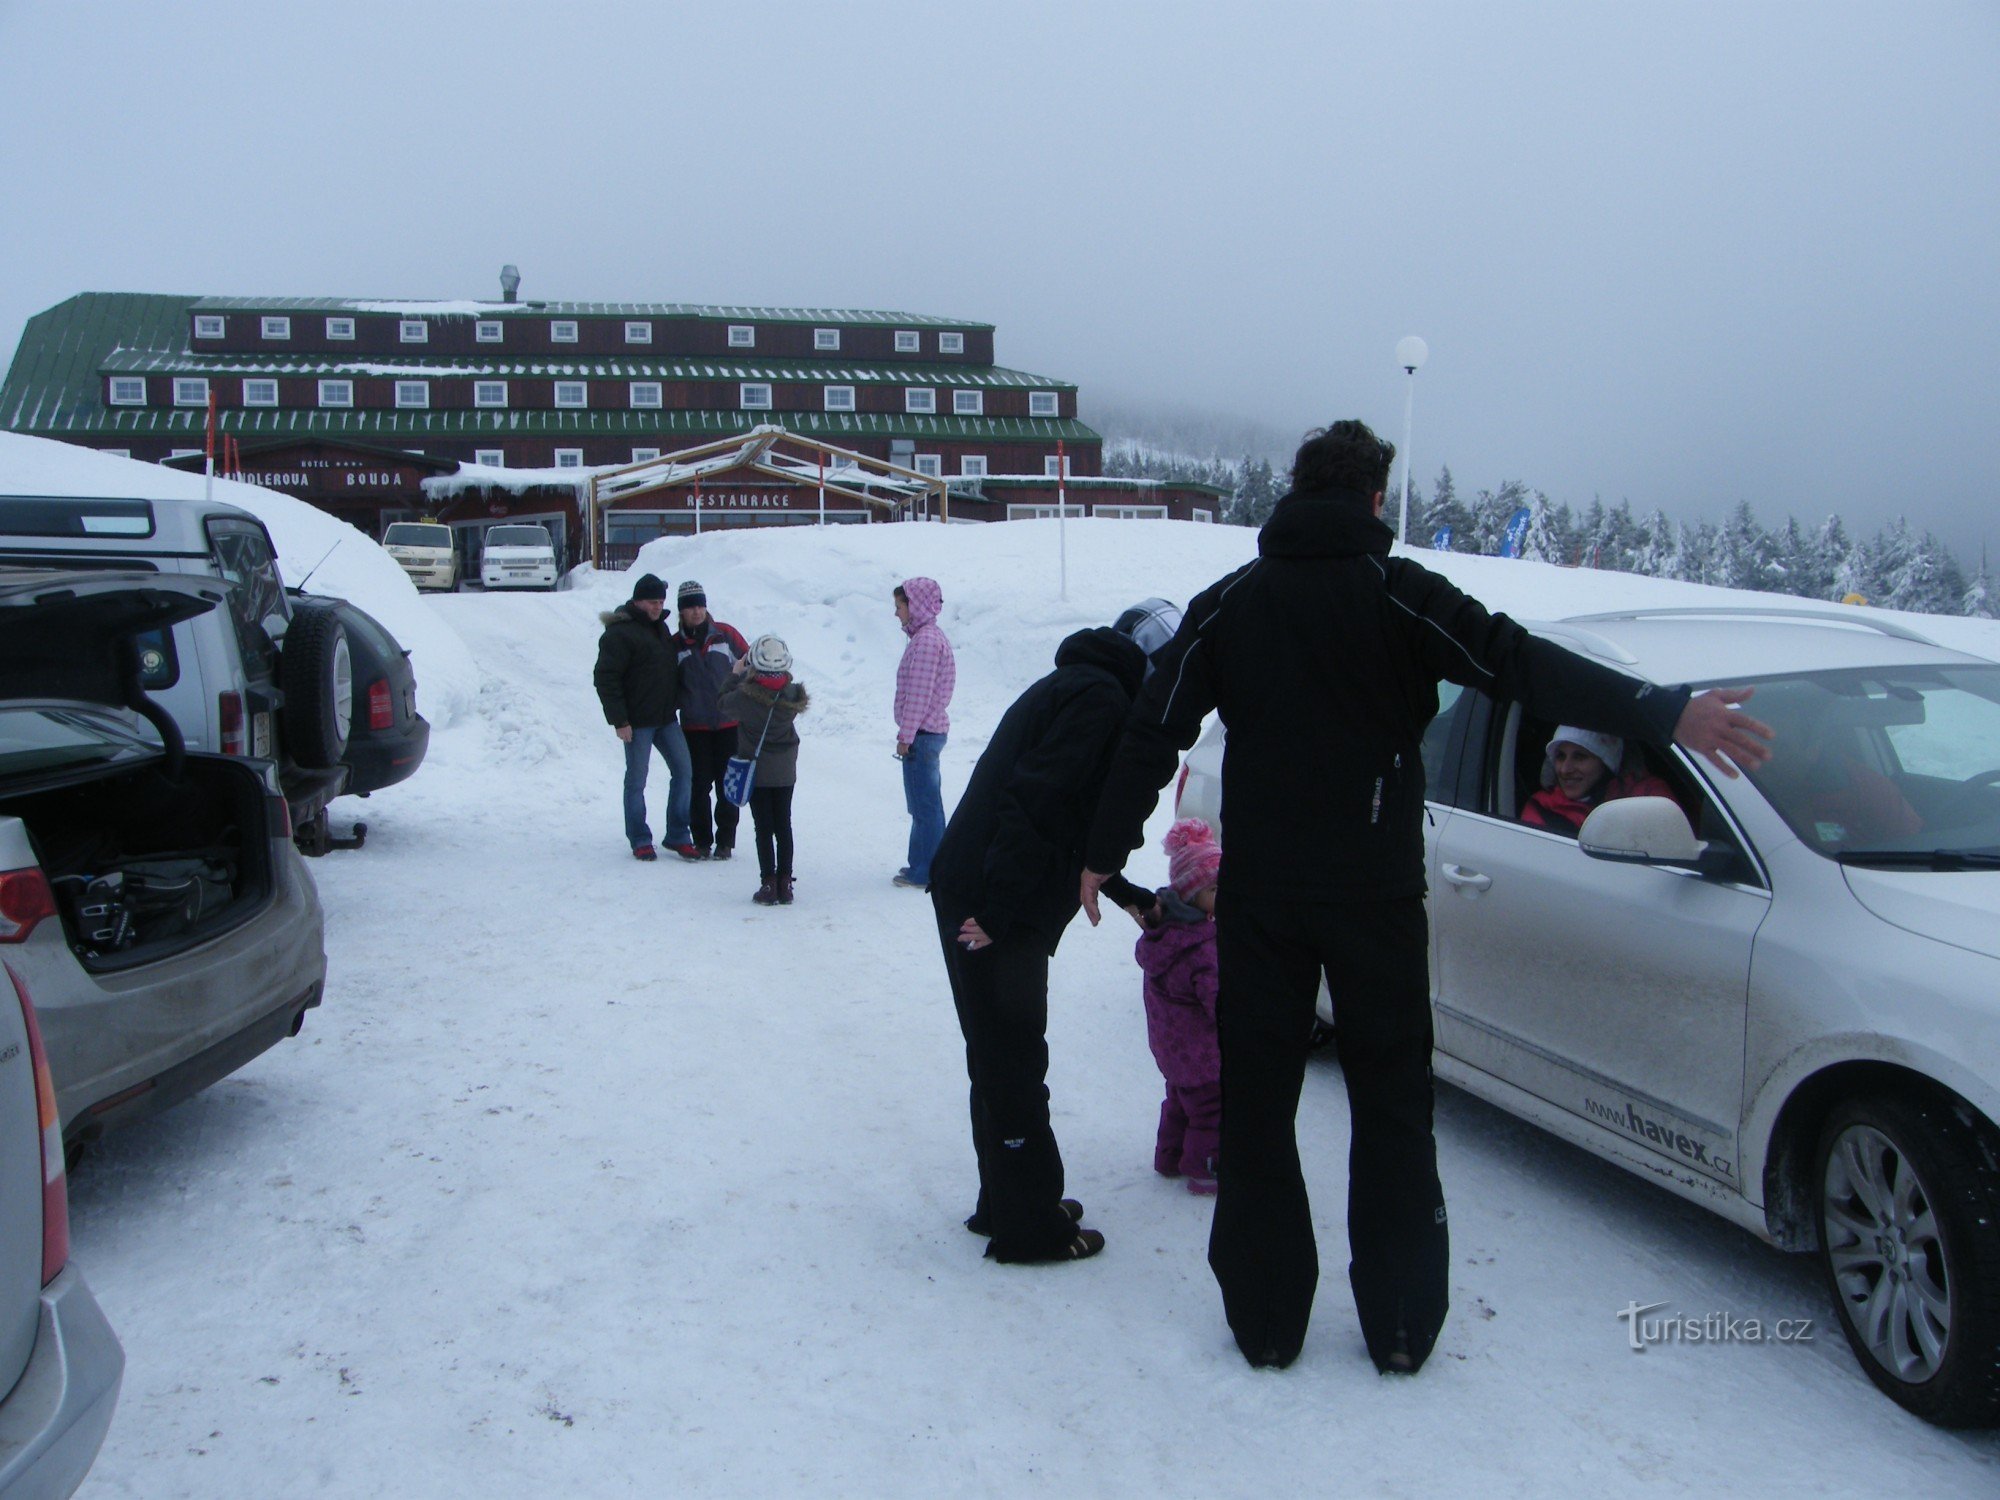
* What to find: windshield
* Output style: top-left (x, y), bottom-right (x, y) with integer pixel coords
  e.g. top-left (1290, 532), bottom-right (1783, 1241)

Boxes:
top-left (487, 526), bottom-right (551, 547)
top-left (1739, 664), bottom-right (2000, 863)
top-left (0, 705), bottom-right (159, 779)
top-left (384, 523), bottom-right (451, 549)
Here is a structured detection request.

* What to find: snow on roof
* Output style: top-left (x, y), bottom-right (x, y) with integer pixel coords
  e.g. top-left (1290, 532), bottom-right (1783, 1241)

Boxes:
top-left (420, 464), bottom-right (596, 499)
top-left (190, 297), bottom-right (990, 328)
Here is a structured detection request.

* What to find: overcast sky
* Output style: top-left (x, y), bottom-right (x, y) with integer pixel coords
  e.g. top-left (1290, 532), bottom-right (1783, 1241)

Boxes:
top-left (2, 0), bottom-right (1994, 564)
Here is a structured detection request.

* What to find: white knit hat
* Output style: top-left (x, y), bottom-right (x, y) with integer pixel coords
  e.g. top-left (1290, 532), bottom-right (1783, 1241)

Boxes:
top-left (749, 634), bottom-right (792, 674)
top-left (1544, 726), bottom-right (1623, 777)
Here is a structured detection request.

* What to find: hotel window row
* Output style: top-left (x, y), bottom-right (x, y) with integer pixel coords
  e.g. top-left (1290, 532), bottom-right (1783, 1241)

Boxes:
top-left (455, 447), bottom-right (995, 475)
top-left (125, 376), bottom-right (1062, 415)
top-left (193, 315), bottom-right (973, 353)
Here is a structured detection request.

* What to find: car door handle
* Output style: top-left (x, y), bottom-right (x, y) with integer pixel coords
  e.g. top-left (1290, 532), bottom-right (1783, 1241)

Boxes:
top-left (1442, 864), bottom-right (1492, 892)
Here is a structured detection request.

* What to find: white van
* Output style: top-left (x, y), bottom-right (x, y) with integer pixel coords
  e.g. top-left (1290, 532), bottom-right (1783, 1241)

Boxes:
top-left (479, 523), bottom-right (558, 591)
top-left (381, 520), bottom-right (459, 592)
top-left (0, 493), bottom-right (352, 841)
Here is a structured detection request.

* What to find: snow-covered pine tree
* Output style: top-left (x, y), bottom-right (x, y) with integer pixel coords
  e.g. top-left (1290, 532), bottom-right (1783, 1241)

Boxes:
top-left (1628, 508), bottom-right (1675, 577)
top-left (1963, 556), bottom-right (1996, 619)
top-left (1520, 491), bottom-right (1571, 564)
top-left (1423, 466), bottom-right (1470, 551)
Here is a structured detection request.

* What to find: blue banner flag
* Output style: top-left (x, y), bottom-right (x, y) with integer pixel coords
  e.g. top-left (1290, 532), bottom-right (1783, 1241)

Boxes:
top-left (1431, 525), bottom-right (1453, 552)
top-left (1501, 507), bottom-right (1532, 558)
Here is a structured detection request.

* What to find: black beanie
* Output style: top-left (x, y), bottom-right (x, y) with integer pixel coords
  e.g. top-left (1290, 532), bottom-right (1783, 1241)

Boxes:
top-left (632, 572), bottom-right (667, 602)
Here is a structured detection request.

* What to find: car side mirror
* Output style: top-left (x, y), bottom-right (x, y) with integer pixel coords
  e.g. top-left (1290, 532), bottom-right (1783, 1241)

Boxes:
top-left (1578, 796), bottom-right (1708, 868)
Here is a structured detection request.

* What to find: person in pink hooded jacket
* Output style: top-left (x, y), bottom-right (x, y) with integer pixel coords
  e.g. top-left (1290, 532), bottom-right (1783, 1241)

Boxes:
top-left (1136, 818), bottom-right (1224, 1194)
top-left (892, 576), bottom-right (955, 888)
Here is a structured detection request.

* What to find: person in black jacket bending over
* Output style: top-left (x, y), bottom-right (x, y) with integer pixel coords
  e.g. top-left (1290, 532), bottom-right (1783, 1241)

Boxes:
top-left (1079, 420), bottom-right (1776, 1373)
top-left (931, 623), bottom-right (1159, 1265)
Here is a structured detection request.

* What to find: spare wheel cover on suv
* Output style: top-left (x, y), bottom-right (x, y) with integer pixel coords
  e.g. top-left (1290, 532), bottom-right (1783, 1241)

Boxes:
top-left (281, 608), bottom-right (352, 768)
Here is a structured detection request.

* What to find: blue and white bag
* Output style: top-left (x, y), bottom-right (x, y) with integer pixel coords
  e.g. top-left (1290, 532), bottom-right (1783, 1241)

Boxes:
top-left (722, 700), bottom-right (780, 808)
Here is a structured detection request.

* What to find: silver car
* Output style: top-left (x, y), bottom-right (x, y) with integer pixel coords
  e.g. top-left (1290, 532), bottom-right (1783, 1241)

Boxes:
top-left (1177, 606), bottom-right (2000, 1426)
top-left (0, 570), bottom-right (327, 1161)
top-left (0, 900), bottom-right (122, 1496)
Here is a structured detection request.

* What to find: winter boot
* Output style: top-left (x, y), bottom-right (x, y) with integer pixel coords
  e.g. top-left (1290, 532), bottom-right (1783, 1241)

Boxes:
top-left (753, 877), bottom-right (779, 905)
top-left (775, 874), bottom-right (794, 905)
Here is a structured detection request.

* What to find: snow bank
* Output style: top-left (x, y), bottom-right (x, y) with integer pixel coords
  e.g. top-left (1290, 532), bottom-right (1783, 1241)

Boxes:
top-left (0, 432), bottom-right (480, 728)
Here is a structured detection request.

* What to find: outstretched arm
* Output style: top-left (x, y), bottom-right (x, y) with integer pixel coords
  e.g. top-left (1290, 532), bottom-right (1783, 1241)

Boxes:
top-left (1673, 686), bottom-right (1774, 777)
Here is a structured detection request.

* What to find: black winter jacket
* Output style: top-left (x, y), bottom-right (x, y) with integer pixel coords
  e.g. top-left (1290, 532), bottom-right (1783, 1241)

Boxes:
top-left (1084, 491), bottom-right (1692, 900)
top-left (931, 627), bottom-right (1149, 955)
top-left (593, 605), bottom-right (680, 728)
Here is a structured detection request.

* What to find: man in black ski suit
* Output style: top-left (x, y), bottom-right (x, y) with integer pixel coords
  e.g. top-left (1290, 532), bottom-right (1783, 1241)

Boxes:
top-left (930, 624), bottom-right (1157, 1265)
top-left (1080, 419), bottom-right (1774, 1373)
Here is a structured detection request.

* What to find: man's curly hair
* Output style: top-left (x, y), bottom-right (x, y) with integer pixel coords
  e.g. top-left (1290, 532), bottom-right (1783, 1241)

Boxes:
top-left (1290, 419), bottom-right (1396, 505)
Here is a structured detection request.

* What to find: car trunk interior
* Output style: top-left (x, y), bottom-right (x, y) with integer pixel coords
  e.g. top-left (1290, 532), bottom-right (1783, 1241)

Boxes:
top-left (1, 757), bottom-right (273, 970)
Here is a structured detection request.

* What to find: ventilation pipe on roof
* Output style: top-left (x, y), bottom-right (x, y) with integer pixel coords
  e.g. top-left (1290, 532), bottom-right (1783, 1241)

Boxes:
top-left (499, 265), bottom-right (521, 303)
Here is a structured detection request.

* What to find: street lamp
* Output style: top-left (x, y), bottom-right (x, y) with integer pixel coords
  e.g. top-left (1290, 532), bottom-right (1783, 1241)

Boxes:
top-left (1395, 335), bottom-right (1428, 546)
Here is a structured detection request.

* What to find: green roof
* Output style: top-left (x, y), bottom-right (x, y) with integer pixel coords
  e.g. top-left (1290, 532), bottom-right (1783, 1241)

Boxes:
top-left (0, 292), bottom-right (195, 432)
top-left (189, 296), bottom-right (992, 329)
top-left (37, 406), bottom-right (1101, 445)
top-left (98, 349), bottom-right (1074, 391)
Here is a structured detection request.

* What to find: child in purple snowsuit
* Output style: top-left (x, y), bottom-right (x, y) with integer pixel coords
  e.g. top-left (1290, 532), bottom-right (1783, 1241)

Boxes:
top-left (1136, 818), bottom-right (1223, 1194)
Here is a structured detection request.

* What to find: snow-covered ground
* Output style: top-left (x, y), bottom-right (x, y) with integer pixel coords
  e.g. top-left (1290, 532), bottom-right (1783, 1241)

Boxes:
top-left (50, 509), bottom-right (2000, 1496)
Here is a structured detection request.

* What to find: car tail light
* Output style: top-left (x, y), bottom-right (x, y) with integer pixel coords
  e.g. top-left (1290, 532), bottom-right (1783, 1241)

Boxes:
top-left (7, 963), bottom-right (69, 1283)
top-left (0, 867), bottom-right (57, 944)
top-left (220, 689), bottom-right (247, 755)
top-left (268, 795), bottom-right (292, 840)
top-left (367, 678), bottom-right (392, 731)
top-left (1174, 761), bottom-right (1191, 815)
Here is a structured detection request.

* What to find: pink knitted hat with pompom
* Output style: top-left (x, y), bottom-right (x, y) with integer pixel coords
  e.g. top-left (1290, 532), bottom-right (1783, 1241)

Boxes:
top-left (1164, 818), bottom-right (1223, 902)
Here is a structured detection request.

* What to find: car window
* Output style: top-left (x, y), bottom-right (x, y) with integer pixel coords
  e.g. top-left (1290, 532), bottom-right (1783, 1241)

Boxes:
top-left (1419, 681), bottom-right (1468, 806)
top-left (487, 526), bottom-right (552, 547)
top-left (206, 519), bottom-right (288, 678)
top-left (383, 523), bottom-right (451, 549)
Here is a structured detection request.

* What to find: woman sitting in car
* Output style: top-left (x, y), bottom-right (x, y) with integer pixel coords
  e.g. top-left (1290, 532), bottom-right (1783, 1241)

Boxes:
top-left (1520, 726), bottom-right (1677, 835)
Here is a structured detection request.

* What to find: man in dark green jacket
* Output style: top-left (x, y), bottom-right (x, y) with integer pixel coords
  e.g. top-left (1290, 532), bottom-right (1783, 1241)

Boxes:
top-left (592, 573), bottom-right (691, 860)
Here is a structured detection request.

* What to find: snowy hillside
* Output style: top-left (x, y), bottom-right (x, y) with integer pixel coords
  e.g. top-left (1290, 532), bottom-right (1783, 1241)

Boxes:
top-left (55, 512), bottom-right (2000, 1497)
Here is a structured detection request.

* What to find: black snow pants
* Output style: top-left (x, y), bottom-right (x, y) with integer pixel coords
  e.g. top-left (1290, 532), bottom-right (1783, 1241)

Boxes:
top-left (1208, 889), bottom-right (1449, 1371)
top-left (683, 727), bottom-right (742, 853)
top-left (932, 900), bottom-right (1077, 1262)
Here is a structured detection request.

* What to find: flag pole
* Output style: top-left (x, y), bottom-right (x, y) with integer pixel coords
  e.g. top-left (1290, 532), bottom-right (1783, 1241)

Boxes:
top-left (204, 391), bottom-right (216, 503)
top-left (1057, 438), bottom-right (1068, 601)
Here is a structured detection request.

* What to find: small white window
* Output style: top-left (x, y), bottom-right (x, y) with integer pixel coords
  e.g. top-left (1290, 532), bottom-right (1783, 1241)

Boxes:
top-left (108, 377), bottom-right (147, 406)
top-left (169, 448), bottom-right (203, 460)
top-left (261, 316), bottom-right (291, 340)
top-left (474, 381), bottom-right (509, 409)
top-left (727, 325), bottom-right (755, 348)
top-left (194, 315), bottom-right (225, 339)
top-left (551, 320), bottom-right (578, 343)
top-left (905, 387), bottom-right (936, 414)
top-left (173, 377), bottom-right (209, 406)
top-left (629, 382), bottom-right (663, 409)
top-left (939, 332), bottom-right (964, 354)
top-left (953, 389), bottom-right (983, 416)
top-left (400, 320), bottom-right (428, 344)
top-left (624, 321), bottom-right (653, 344)
top-left (1193, 509), bottom-right (1215, 523)
top-left (318, 379), bottom-right (353, 408)
top-left (632, 447), bottom-right (661, 463)
top-left (554, 448), bottom-right (584, 469)
top-left (396, 381), bottom-right (431, 409)
top-left (1028, 391), bottom-right (1059, 417)
top-left (326, 316), bottom-right (355, 340)
top-left (814, 328), bottom-right (840, 351)
top-left (103, 448), bottom-right (131, 459)
top-left (959, 455), bottom-right (988, 478)
top-left (1093, 504), bottom-right (1168, 520)
top-left (476, 320), bottom-right (504, 343)
top-left (1043, 455), bottom-right (1073, 478)
top-left (823, 384), bottom-right (855, 412)
top-left (554, 381), bottom-right (587, 409)
top-left (740, 382), bottom-right (772, 410)
top-left (894, 330), bottom-right (920, 353)
top-left (242, 379), bottom-right (279, 407)
top-left (1007, 502), bottom-right (1085, 521)
top-left (475, 448), bottom-right (505, 467)
top-left (913, 454), bottom-right (942, 477)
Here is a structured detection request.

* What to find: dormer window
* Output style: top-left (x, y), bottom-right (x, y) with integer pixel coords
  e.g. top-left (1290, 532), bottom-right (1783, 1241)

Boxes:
top-left (395, 381), bottom-right (431, 408)
top-left (1028, 391), bottom-right (1059, 417)
top-left (904, 387), bottom-right (936, 414)
top-left (953, 389), bottom-right (983, 416)
top-left (476, 320), bottom-right (504, 343)
top-left (727, 325), bottom-right (755, 348)
top-left (894, 330), bottom-right (920, 353)
top-left (629, 382), bottom-right (663, 409)
top-left (554, 381), bottom-right (588, 409)
top-left (242, 379), bottom-right (279, 407)
top-left (109, 377), bottom-right (147, 405)
top-left (194, 315), bottom-right (225, 339)
top-left (740, 382), bottom-right (772, 410)
top-left (474, 381), bottom-right (509, 409)
top-left (318, 379), bottom-right (353, 407)
top-left (551, 320), bottom-right (578, 343)
top-left (173, 377), bottom-right (209, 406)
top-left (814, 328), bottom-right (840, 351)
top-left (939, 332), bottom-right (965, 354)
top-left (625, 321), bottom-right (653, 344)
top-left (823, 385), bottom-right (855, 412)
top-left (261, 316), bottom-right (291, 340)
top-left (400, 320), bottom-right (428, 343)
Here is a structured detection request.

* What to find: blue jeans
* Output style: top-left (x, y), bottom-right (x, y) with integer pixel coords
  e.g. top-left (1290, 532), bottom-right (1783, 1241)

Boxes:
top-left (902, 731), bottom-right (947, 882)
top-left (623, 723), bottom-right (692, 849)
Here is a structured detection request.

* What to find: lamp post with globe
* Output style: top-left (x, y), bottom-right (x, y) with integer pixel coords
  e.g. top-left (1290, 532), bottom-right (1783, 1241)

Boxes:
top-left (1395, 335), bottom-right (1428, 546)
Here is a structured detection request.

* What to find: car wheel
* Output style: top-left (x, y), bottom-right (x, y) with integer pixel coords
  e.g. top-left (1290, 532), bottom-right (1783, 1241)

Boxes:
top-left (1814, 1092), bottom-right (2000, 1426)
top-left (280, 609), bottom-right (352, 769)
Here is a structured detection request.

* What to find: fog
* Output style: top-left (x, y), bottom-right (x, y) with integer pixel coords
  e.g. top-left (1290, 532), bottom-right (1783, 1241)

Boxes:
top-left (2, 0), bottom-right (1994, 562)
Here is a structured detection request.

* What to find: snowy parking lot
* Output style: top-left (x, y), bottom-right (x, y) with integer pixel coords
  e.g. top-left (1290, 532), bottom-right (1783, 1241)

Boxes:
top-left (64, 523), bottom-right (2000, 1496)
